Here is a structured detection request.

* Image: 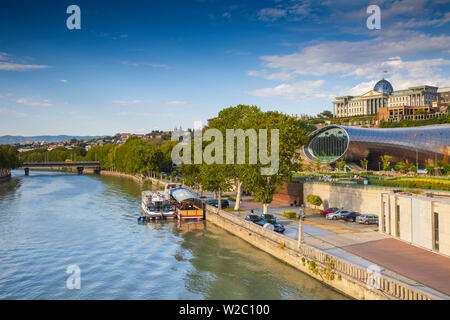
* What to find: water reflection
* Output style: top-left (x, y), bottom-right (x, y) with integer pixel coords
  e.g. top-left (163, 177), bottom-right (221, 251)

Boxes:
top-left (0, 170), bottom-right (347, 300)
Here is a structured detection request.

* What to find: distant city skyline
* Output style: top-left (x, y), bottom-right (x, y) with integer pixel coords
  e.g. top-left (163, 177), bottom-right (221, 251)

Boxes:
top-left (0, 0), bottom-right (449, 136)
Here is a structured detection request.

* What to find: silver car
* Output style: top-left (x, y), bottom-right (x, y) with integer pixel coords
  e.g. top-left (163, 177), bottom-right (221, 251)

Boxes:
top-left (326, 210), bottom-right (350, 220)
top-left (358, 214), bottom-right (379, 225)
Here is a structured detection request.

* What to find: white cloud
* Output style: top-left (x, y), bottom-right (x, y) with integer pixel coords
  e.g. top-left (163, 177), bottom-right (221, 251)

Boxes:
top-left (247, 70), bottom-right (293, 81)
top-left (257, 1), bottom-right (310, 22)
top-left (111, 99), bottom-right (143, 106)
top-left (117, 111), bottom-right (177, 117)
top-left (248, 31), bottom-right (450, 100)
top-left (16, 98), bottom-right (52, 107)
top-left (258, 8), bottom-right (286, 21)
top-left (0, 62), bottom-right (50, 71)
top-left (145, 63), bottom-right (170, 70)
top-left (0, 107), bottom-right (28, 117)
top-left (222, 12), bottom-right (232, 19)
top-left (0, 52), bottom-right (50, 71)
top-left (122, 61), bottom-right (170, 69)
top-left (248, 80), bottom-right (329, 100)
top-left (225, 50), bottom-right (251, 56)
top-left (60, 80), bottom-right (68, 83)
top-left (257, 33), bottom-right (450, 78)
top-left (167, 100), bottom-right (187, 105)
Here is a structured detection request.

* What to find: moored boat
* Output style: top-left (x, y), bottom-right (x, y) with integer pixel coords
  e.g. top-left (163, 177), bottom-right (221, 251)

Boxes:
top-left (170, 187), bottom-right (203, 220)
top-left (139, 190), bottom-right (176, 220)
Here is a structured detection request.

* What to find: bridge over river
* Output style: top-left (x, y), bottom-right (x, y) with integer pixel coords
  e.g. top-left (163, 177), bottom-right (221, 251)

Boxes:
top-left (20, 161), bottom-right (101, 175)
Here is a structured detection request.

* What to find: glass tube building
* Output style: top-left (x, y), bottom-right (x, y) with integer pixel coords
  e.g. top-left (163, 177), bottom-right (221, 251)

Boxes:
top-left (303, 124), bottom-right (450, 169)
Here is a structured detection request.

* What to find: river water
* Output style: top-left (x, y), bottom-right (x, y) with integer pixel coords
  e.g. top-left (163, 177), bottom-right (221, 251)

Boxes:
top-left (0, 170), bottom-right (347, 299)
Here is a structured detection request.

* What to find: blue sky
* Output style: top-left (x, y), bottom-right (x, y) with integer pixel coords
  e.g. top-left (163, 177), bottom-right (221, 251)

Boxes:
top-left (0, 0), bottom-right (449, 136)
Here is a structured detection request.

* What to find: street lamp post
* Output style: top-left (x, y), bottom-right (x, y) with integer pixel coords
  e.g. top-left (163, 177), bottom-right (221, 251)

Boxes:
top-left (298, 204), bottom-right (305, 248)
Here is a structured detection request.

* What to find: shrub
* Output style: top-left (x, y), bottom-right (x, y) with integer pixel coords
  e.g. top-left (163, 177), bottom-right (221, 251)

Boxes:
top-left (426, 165), bottom-right (436, 175)
top-left (306, 194), bottom-right (323, 208)
top-left (369, 177), bottom-right (450, 191)
top-left (283, 211), bottom-right (297, 219)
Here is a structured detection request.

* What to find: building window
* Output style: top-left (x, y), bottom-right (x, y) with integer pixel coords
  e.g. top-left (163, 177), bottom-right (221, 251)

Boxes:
top-left (383, 202), bottom-right (386, 233)
top-left (434, 212), bottom-right (439, 252)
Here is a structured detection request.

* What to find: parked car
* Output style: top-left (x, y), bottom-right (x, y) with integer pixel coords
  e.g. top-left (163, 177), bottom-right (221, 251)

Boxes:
top-left (326, 210), bottom-right (350, 220)
top-left (256, 219), bottom-right (285, 233)
top-left (246, 214), bottom-right (285, 233)
top-left (358, 214), bottom-right (379, 225)
top-left (260, 214), bottom-right (277, 224)
top-left (245, 214), bottom-right (285, 233)
top-left (320, 207), bottom-right (339, 216)
top-left (204, 199), bottom-right (229, 208)
top-left (244, 214), bottom-right (262, 223)
top-left (342, 211), bottom-right (360, 222)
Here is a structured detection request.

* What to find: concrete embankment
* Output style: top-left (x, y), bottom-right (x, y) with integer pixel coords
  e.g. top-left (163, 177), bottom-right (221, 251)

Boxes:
top-left (204, 205), bottom-right (441, 300)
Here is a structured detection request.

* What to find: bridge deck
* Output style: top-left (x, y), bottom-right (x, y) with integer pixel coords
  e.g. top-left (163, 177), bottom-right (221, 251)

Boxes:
top-left (21, 162), bottom-right (101, 168)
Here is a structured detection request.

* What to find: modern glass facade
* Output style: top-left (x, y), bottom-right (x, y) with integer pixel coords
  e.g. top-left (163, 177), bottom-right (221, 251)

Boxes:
top-left (308, 127), bottom-right (349, 161)
top-left (303, 124), bottom-right (450, 169)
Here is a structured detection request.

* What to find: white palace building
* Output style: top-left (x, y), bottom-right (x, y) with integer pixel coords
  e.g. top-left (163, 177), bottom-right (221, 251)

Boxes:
top-left (333, 79), bottom-right (439, 118)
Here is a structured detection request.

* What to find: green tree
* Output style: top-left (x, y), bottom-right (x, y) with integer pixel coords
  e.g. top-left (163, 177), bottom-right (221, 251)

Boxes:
top-left (240, 110), bottom-right (306, 214)
top-left (318, 110), bottom-right (333, 119)
top-left (436, 160), bottom-right (444, 175)
top-left (0, 145), bottom-right (21, 169)
top-left (199, 164), bottom-right (233, 210)
top-left (360, 158), bottom-right (368, 171)
top-left (394, 161), bottom-right (408, 172)
top-left (207, 104), bottom-right (261, 210)
top-left (336, 160), bottom-right (346, 171)
top-left (426, 165), bottom-right (435, 176)
top-left (315, 157), bottom-right (322, 172)
top-left (409, 165), bottom-right (418, 173)
top-left (442, 164), bottom-right (450, 175)
top-left (380, 155), bottom-right (392, 171)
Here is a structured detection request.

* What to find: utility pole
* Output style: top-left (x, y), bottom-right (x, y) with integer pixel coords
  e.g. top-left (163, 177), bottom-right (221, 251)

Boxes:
top-left (298, 204), bottom-right (304, 248)
top-left (416, 148), bottom-right (418, 170)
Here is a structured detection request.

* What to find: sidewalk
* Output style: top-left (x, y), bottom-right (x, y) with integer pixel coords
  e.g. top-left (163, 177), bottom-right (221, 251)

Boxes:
top-left (230, 201), bottom-right (450, 299)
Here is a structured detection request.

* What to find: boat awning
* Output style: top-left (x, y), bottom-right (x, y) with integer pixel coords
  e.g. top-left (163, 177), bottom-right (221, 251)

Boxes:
top-left (171, 188), bottom-right (200, 202)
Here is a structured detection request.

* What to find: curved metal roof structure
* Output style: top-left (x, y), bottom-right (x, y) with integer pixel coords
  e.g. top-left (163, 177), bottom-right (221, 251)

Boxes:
top-left (303, 124), bottom-right (450, 169)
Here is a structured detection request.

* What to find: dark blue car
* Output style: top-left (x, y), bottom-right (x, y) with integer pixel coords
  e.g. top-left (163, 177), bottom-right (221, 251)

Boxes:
top-left (244, 214), bottom-right (285, 233)
top-left (204, 199), bottom-right (229, 208)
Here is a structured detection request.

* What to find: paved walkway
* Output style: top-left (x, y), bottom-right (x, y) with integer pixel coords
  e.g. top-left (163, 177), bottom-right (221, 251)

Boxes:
top-left (343, 238), bottom-right (450, 297)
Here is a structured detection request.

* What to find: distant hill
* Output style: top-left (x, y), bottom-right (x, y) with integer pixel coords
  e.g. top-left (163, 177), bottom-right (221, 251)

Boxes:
top-left (0, 135), bottom-right (105, 145)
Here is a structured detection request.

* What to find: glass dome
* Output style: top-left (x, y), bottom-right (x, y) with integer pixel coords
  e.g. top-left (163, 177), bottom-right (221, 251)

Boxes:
top-left (374, 79), bottom-right (393, 95)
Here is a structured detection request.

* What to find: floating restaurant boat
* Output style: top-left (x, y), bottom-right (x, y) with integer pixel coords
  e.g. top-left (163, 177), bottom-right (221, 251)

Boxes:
top-left (139, 190), bottom-right (176, 221)
top-left (170, 187), bottom-right (204, 220)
